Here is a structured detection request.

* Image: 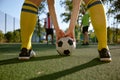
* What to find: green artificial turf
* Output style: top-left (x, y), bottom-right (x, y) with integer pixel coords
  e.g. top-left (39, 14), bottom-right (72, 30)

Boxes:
top-left (0, 43), bottom-right (120, 80)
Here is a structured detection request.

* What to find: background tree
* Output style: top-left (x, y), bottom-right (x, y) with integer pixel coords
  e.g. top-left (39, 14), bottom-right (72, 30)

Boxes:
top-left (60, 0), bottom-right (120, 44)
top-left (60, 0), bottom-right (72, 23)
top-left (4, 31), bottom-right (13, 42)
top-left (13, 29), bottom-right (21, 42)
top-left (113, 0), bottom-right (120, 22)
top-left (60, 0), bottom-right (84, 42)
top-left (107, 27), bottom-right (113, 44)
top-left (0, 30), bottom-right (4, 43)
top-left (34, 0), bottom-right (46, 42)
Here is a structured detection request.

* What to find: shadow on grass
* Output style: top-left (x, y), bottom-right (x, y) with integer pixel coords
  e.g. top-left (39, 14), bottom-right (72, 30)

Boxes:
top-left (30, 58), bottom-right (107, 80)
top-left (0, 55), bottom-right (65, 65)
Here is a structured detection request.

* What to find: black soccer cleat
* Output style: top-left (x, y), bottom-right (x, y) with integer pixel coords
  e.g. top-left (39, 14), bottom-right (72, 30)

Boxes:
top-left (98, 48), bottom-right (112, 62)
top-left (18, 48), bottom-right (36, 60)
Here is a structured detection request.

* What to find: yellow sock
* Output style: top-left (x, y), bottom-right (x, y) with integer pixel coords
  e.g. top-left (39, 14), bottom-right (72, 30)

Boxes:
top-left (20, 0), bottom-right (38, 49)
top-left (87, 0), bottom-right (108, 50)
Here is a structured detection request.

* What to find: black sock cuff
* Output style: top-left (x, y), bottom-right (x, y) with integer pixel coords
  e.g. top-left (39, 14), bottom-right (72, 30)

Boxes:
top-left (21, 2), bottom-right (38, 14)
top-left (87, 1), bottom-right (102, 9)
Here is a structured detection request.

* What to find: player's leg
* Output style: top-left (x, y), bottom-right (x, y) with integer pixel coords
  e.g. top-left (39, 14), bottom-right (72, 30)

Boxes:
top-left (51, 29), bottom-right (54, 44)
top-left (19, 0), bottom-right (42, 60)
top-left (47, 0), bottom-right (65, 41)
top-left (46, 29), bottom-right (49, 44)
top-left (82, 27), bottom-right (86, 45)
top-left (51, 34), bottom-right (54, 44)
top-left (84, 32), bottom-right (89, 45)
top-left (82, 27), bottom-right (89, 45)
top-left (46, 34), bottom-right (48, 44)
top-left (84, 0), bottom-right (111, 62)
top-left (85, 27), bottom-right (89, 45)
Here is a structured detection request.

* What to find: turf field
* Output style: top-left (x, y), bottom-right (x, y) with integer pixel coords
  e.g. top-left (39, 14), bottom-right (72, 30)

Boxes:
top-left (0, 43), bottom-right (120, 80)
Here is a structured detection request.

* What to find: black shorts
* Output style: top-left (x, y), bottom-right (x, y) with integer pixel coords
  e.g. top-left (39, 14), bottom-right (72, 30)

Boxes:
top-left (46, 29), bottom-right (53, 35)
top-left (82, 26), bottom-right (89, 33)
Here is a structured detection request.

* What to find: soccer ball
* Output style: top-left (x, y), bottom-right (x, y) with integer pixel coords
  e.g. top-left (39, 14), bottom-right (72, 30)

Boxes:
top-left (56, 37), bottom-right (76, 56)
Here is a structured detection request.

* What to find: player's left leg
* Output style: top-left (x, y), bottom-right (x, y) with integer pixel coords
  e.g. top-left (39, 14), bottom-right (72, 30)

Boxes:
top-left (82, 27), bottom-right (89, 45)
top-left (19, 0), bottom-right (42, 60)
top-left (46, 29), bottom-right (49, 44)
top-left (46, 34), bottom-right (48, 44)
top-left (51, 29), bottom-right (54, 44)
top-left (84, 0), bottom-right (112, 62)
top-left (84, 31), bottom-right (89, 45)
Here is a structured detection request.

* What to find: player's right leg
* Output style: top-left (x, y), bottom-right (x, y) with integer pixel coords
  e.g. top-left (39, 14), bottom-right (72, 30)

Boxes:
top-left (19, 0), bottom-right (42, 60)
top-left (84, 0), bottom-right (112, 62)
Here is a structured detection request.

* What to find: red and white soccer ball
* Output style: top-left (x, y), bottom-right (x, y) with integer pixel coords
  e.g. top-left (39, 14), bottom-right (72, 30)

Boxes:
top-left (56, 37), bottom-right (76, 56)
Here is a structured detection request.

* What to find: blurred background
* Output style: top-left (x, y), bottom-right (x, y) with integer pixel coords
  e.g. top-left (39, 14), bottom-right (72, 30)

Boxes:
top-left (0, 0), bottom-right (120, 44)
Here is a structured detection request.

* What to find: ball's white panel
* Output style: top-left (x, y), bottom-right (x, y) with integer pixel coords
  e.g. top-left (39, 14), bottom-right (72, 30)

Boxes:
top-left (56, 37), bottom-right (76, 55)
